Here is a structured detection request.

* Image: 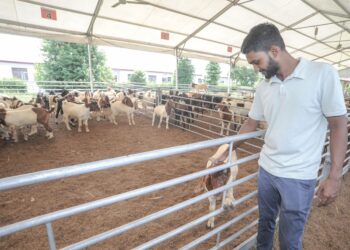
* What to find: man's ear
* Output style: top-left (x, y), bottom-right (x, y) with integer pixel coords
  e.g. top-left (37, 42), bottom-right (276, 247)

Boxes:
top-left (269, 45), bottom-right (280, 58)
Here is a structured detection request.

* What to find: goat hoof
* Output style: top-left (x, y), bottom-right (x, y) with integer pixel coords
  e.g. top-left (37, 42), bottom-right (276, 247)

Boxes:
top-left (224, 199), bottom-right (235, 210)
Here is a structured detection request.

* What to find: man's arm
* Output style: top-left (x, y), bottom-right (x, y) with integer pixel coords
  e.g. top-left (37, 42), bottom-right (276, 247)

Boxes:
top-left (316, 115), bottom-right (348, 206)
top-left (215, 117), bottom-right (260, 163)
top-left (232, 117), bottom-right (260, 149)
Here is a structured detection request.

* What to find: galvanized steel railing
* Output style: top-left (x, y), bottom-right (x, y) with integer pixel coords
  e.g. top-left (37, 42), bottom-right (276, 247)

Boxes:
top-left (0, 131), bottom-right (265, 250)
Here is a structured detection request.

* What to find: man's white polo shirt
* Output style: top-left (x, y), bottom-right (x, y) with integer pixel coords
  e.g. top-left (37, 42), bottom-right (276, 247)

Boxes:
top-left (249, 58), bottom-right (347, 180)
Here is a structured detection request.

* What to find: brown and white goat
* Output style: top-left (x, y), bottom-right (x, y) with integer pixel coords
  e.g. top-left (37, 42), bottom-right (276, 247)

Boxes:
top-left (191, 83), bottom-right (208, 93)
top-left (62, 98), bottom-right (100, 132)
top-left (110, 96), bottom-right (137, 126)
top-left (0, 96), bottom-right (24, 109)
top-left (0, 107), bottom-right (54, 142)
top-left (217, 101), bottom-right (234, 136)
top-left (196, 144), bottom-right (238, 229)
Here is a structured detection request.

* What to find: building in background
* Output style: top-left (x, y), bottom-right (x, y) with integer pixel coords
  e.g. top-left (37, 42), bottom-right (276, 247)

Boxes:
top-left (0, 34), bottom-right (231, 87)
top-left (0, 60), bottom-right (34, 81)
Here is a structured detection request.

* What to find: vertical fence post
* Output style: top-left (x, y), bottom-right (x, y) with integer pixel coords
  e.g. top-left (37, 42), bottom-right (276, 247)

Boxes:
top-left (320, 143), bottom-right (331, 182)
top-left (215, 142), bottom-right (234, 247)
top-left (46, 222), bottom-right (57, 250)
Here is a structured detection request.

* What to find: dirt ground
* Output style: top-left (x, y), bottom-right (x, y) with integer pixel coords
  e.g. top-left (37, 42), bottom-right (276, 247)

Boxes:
top-left (0, 113), bottom-right (349, 250)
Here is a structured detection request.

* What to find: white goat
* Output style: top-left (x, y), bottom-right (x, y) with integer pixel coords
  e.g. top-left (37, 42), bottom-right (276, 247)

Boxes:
top-left (152, 100), bottom-right (173, 129)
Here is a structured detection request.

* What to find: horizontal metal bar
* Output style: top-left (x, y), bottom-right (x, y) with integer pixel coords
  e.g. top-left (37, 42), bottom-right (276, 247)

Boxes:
top-left (134, 190), bottom-right (258, 250)
top-left (62, 173), bottom-right (258, 250)
top-left (233, 232), bottom-right (257, 250)
top-left (0, 130), bottom-right (265, 191)
top-left (211, 219), bottom-right (258, 250)
top-left (180, 206), bottom-right (258, 250)
top-left (0, 155), bottom-right (258, 238)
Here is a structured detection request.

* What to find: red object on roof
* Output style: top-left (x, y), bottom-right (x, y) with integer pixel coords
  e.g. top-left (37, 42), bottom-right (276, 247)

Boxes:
top-left (41, 7), bottom-right (57, 21)
top-left (161, 32), bottom-right (170, 40)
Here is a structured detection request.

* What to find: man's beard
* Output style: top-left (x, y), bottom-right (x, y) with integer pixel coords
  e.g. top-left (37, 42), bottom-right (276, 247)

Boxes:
top-left (260, 56), bottom-right (279, 79)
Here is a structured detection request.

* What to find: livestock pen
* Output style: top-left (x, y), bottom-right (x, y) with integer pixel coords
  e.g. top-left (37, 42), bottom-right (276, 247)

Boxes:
top-left (1, 82), bottom-right (349, 249)
top-left (0, 104), bottom-right (349, 249)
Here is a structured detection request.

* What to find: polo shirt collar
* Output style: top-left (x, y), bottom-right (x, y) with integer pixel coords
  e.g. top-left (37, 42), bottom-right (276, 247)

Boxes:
top-left (268, 57), bottom-right (308, 84)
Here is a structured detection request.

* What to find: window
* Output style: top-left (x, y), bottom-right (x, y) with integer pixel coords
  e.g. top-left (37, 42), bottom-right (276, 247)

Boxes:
top-left (127, 74), bottom-right (132, 81)
top-left (162, 76), bottom-right (172, 82)
top-left (148, 75), bottom-right (156, 82)
top-left (114, 75), bottom-right (118, 82)
top-left (198, 78), bottom-right (203, 83)
top-left (12, 68), bottom-right (28, 80)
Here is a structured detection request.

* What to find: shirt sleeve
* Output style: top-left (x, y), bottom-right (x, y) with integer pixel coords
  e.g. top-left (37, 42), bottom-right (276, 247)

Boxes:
top-left (249, 83), bottom-right (265, 121)
top-left (321, 64), bottom-right (347, 117)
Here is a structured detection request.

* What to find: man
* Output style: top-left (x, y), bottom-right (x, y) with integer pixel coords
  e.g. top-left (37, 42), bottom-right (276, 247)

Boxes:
top-left (219, 23), bottom-right (347, 249)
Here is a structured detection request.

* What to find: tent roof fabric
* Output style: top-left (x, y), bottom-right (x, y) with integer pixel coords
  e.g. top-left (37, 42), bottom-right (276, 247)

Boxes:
top-left (0, 0), bottom-right (349, 68)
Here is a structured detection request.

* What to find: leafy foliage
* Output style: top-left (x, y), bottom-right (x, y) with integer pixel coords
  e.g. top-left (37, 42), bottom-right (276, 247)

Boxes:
top-left (129, 70), bottom-right (146, 85)
top-left (230, 66), bottom-right (261, 87)
top-left (176, 58), bottom-right (194, 87)
top-left (35, 40), bottom-right (113, 89)
top-left (205, 61), bottom-right (221, 85)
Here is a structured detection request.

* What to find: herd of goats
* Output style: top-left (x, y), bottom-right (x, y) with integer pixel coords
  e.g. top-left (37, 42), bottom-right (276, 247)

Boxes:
top-left (0, 87), bottom-right (258, 143)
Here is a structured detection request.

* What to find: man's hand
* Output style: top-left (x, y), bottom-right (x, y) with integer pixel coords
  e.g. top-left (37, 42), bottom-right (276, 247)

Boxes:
top-left (315, 176), bottom-right (341, 206)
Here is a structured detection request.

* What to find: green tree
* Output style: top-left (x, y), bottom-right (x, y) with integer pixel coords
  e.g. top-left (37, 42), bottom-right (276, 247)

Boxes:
top-left (35, 40), bottom-right (113, 89)
top-left (176, 58), bottom-right (194, 87)
top-left (231, 66), bottom-right (260, 87)
top-left (129, 70), bottom-right (146, 85)
top-left (205, 61), bottom-right (221, 85)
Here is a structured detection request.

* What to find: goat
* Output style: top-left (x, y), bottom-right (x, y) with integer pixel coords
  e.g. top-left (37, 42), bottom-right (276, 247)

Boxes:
top-left (191, 83), bottom-right (208, 93)
top-left (110, 96), bottom-right (137, 126)
top-left (170, 97), bottom-right (192, 129)
top-left (0, 96), bottom-right (24, 109)
top-left (140, 90), bottom-right (156, 110)
top-left (195, 144), bottom-right (238, 229)
top-left (0, 107), bottom-right (54, 142)
top-left (152, 100), bottom-right (173, 129)
top-left (62, 98), bottom-right (100, 132)
top-left (217, 101), bottom-right (234, 136)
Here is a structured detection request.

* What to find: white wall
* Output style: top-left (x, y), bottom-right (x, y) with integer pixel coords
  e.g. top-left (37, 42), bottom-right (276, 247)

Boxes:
top-left (113, 69), bottom-right (173, 84)
top-left (0, 61), bottom-right (36, 81)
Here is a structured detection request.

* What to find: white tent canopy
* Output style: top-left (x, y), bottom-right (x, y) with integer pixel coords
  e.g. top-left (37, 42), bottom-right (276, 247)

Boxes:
top-left (0, 0), bottom-right (349, 69)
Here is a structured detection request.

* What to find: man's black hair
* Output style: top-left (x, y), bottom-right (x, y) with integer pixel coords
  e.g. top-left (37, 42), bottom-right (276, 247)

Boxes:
top-left (241, 23), bottom-right (285, 54)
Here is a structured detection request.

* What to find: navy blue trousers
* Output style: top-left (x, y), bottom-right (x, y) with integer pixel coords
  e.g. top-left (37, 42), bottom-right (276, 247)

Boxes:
top-left (257, 167), bottom-right (316, 250)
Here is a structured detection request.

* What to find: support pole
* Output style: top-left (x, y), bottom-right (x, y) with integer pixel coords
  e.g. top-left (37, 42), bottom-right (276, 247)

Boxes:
top-left (175, 49), bottom-right (179, 90)
top-left (228, 56), bottom-right (233, 96)
top-left (87, 37), bottom-right (94, 92)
